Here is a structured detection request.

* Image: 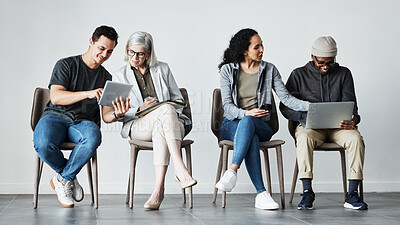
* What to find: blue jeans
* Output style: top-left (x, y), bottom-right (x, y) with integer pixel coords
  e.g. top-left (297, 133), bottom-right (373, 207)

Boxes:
top-left (33, 114), bottom-right (101, 182)
top-left (220, 116), bottom-right (273, 193)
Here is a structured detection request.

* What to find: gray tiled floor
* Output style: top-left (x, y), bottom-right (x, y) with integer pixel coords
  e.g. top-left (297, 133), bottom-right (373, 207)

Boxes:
top-left (0, 193), bottom-right (399, 225)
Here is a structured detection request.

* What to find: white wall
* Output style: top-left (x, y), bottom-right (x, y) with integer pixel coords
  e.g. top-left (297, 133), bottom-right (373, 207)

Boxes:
top-left (1, 0), bottom-right (399, 194)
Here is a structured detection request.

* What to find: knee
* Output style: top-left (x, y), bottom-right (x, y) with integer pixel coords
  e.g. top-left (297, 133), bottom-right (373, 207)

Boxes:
top-left (296, 132), bottom-right (313, 144)
top-left (345, 132), bottom-right (365, 149)
top-left (241, 115), bottom-right (256, 123)
top-left (34, 135), bottom-right (57, 154)
top-left (81, 130), bottom-right (102, 150)
top-left (159, 104), bottom-right (177, 114)
top-left (239, 116), bottom-right (256, 128)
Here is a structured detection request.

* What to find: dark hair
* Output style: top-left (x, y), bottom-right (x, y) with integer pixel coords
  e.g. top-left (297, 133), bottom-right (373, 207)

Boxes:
top-left (218, 28), bottom-right (258, 70)
top-left (92, 25), bottom-right (119, 46)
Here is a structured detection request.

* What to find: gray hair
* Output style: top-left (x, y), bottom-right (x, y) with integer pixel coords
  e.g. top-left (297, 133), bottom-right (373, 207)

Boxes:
top-left (124, 31), bottom-right (158, 67)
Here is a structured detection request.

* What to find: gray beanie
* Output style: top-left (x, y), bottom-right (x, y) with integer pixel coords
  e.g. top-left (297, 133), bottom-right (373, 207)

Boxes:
top-left (311, 36), bottom-right (337, 57)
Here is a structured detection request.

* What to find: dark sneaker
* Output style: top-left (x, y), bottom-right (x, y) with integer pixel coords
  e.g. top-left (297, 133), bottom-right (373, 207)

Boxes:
top-left (344, 191), bottom-right (368, 210)
top-left (298, 189), bottom-right (315, 210)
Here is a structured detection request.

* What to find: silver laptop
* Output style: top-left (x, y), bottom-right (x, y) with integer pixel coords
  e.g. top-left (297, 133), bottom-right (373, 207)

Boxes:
top-left (98, 81), bottom-right (133, 107)
top-left (305, 102), bottom-right (354, 129)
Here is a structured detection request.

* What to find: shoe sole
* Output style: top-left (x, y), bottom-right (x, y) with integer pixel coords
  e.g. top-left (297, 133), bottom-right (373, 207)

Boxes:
top-left (50, 178), bottom-right (74, 208)
top-left (255, 204), bottom-right (279, 210)
top-left (215, 183), bottom-right (232, 192)
top-left (298, 203), bottom-right (314, 210)
top-left (343, 202), bottom-right (368, 210)
top-left (175, 176), bottom-right (197, 189)
top-left (144, 202), bottom-right (161, 210)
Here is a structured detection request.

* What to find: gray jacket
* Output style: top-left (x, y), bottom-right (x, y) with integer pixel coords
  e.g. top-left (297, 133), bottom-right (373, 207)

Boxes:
top-left (220, 61), bottom-right (309, 122)
top-left (113, 61), bottom-right (191, 138)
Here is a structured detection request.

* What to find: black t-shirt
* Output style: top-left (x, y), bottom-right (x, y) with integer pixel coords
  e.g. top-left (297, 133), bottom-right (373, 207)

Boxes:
top-left (43, 55), bottom-right (112, 124)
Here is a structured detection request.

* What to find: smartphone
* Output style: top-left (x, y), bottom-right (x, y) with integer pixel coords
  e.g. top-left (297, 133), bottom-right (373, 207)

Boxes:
top-left (260, 104), bottom-right (272, 111)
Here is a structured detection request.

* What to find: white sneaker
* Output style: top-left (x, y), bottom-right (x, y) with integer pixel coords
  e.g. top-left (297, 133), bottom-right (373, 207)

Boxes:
top-left (72, 177), bottom-right (84, 202)
top-left (50, 175), bottom-right (74, 208)
top-left (255, 191), bottom-right (279, 210)
top-left (215, 169), bottom-right (237, 192)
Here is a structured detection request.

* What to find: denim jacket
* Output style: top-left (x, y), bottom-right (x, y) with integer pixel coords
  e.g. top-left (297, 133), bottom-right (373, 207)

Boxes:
top-left (220, 60), bottom-right (309, 122)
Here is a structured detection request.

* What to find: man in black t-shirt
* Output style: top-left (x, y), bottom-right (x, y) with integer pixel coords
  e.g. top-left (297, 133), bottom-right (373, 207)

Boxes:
top-left (33, 25), bottom-right (118, 208)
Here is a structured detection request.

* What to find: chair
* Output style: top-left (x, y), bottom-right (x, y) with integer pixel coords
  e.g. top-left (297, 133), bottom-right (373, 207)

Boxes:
top-left (126, 88), bottom-right (195, 209)
top-left (211, 88), bottom-right (286, 208)
top-left (31, 87), bottom-right (99, 209)
top-left (287, 120), bottom-right (363, 203)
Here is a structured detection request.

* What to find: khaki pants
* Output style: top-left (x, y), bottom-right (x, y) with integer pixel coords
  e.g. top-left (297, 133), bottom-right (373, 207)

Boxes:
top-left (130, 104), bottom-right (185, 165)
top-left (295, 125), bottom-right (365, 180)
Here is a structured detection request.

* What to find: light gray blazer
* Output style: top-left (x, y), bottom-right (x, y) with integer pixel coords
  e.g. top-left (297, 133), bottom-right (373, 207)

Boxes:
top-left (113, 61), bottom-right (191, 139)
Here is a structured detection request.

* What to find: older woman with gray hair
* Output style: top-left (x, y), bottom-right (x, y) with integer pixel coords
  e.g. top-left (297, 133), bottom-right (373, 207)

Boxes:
top-left (102, 31), bottom-right (196, 210)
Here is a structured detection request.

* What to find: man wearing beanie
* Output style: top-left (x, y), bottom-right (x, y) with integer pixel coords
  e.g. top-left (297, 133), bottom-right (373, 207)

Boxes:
top-left (280, 36), bottom-right (367, 210)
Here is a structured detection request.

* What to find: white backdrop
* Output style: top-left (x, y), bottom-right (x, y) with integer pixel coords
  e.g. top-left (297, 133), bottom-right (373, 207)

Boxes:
top-left (0, 0), bottom-right (399, 194)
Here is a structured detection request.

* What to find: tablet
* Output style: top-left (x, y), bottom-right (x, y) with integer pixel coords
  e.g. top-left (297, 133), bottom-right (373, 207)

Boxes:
top-left (305, 102), bottom-right (354, 129)
top-left (98, 81), bottom-right (133, 107)
top-left (135, 100), bottom-right (186, 117)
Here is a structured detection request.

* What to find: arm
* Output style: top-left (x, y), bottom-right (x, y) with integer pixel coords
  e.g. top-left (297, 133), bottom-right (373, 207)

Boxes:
top-left (220, 65), bottom-right (246, 119)
top-left (49, 58), bottom-right (104, 106)
top-left (102, 67), bottom-right (140, 123)
top-left (50, 85), bottom-right (103, 106)
top-left (101, 97), bottom-right (130, 123)
top-left (337, 69), bottom-right (360, 129)
top-left (279, 70), bottom-right (308, 122)
top-left (165, 64), bottom-right (184, 103)
top-left (272, 66), bottom-right (309, 111)
top-left (341, 69), bottom-right (361, 125)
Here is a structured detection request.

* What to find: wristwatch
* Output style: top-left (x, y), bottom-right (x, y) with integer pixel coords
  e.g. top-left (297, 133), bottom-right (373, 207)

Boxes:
top-left (113, 112), bottom-right (124, 121)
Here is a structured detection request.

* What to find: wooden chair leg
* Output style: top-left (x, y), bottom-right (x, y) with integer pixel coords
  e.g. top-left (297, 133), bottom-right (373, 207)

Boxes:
top-left (179, 147), bottom-right (186, 204)
top-left (262, 149), bottom-right (272, 194)
top-left (275, 145), bottom-right (285, 209)
top-left (212, 149), bottom-right (224, 203)
top-left (129, 146), bottom-right (139, 209)
top-left (289, 159), bottom-right (299, 203)
top-left (92, 152), bottom-right (98, 209)
top-left (33, 156), bottom-right (42, 209)
top-left (221, 145), bottom-right (229, 208)
top-left (185, 144), bottom-right (193, 208)
top-left (86, 158), bottom-right (94, 205)
top-left (339, 150), bottom-right (347, 200)
top-left (126, 175), bottom-right (130, 204)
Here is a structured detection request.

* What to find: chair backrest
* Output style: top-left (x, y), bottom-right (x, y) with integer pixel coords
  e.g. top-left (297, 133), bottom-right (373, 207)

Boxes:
top-left (30, 87), bottom-right (101, 131)
top-left (179, 88), bottom-right (192, 136)
top-left (211, 88), bottom-right (279, 141)
top-left (31, 88), bottom-right (50, 131)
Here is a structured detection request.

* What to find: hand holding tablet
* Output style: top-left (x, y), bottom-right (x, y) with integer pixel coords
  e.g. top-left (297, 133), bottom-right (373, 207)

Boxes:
top-left (98, 81), bottom-right (133, 107)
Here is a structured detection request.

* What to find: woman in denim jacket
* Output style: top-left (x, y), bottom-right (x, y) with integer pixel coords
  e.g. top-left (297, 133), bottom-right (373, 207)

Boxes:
top-left (215, 28), bottom-right (309, 210)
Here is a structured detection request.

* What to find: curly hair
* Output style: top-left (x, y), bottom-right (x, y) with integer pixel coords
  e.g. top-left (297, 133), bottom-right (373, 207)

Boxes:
top-left (218, 28), bottom-right (258, 70)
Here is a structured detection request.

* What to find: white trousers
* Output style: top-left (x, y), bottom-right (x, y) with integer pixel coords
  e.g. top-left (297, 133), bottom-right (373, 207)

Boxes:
top-left (130, 104), bottom-right (185, 165)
